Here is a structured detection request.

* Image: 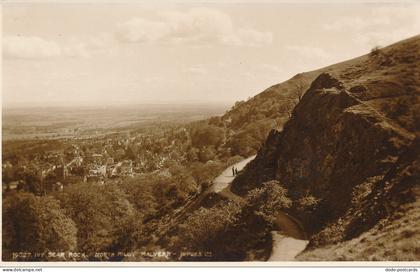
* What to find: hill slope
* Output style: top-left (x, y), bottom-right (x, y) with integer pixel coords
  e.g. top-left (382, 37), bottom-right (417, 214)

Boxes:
top-left (217, 36), bottom-right (418, 159)
top-left (229, 35), bottom-right (420, 260)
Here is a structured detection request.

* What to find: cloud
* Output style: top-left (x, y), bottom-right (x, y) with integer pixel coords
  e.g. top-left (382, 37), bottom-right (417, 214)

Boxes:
top-left (62, 43), bottom-right (90, 58)
top-left (115, 7), bottom-right (272, 46)
top-left (355, 28), bottom-right (419, 49)
top-left (182, 63), bottom-right (212, 76)
top-left (355, 6), bottom-right (420, 47)
top-left (322, 5), bottom-right (420, 47)
top-left (237, 29), bottom-right (273, 46)
top-left (3, 36), bottom-right (93, 60)
top-left (186, 66), bottom-right (208, 76)
top-left (286, 45), bottom-right (332, 60)
top-left (258, 64), bottom-right (283, 74)
top-left (3, 36), bottom-right (62, 59)
top-left (142, 76), bottom-right (161, 83)
top-left (323, 17), bottom-right (390, 31)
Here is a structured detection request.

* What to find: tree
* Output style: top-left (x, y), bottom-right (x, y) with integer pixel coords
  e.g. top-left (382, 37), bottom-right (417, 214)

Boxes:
top-left (228, 134), bottom-right (258, 157)
top-left (58, 182), bottom-right (135, 254)
top-left (167, 163), bottom-right (198, 201)
top-left (178, 201), bottom-right (241, 250)
top-left (190, 160), bottom-right (224, 187)
top-left (232, 100), bottom-right (245, 109)
top-left (124, 146), bottom-right (136, 161)
top-left (190, 124), bottom-right (224, 148)
top-left (198, 146), bottom-right (217, 163)
top-left (186, 147), bottom-right (199, 162)
top-left (121, 176), bottom-right (159, 218)
top-left (3, 192), bottom-right (77, 260)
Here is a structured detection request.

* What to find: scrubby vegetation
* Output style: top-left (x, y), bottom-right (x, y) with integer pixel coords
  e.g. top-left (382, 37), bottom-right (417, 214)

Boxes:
top-left (163, 180), bottom-right (292, 261)
top-left (2, 156), bottom-right (232, 261)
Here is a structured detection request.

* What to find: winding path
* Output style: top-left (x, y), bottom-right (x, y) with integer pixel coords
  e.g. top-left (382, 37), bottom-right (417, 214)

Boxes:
top-left (210, 155), bottom-right (256, 193)
top-left (157, 155), bottom-right (309, 261)
top-left (154, 155), bottom-right (255, 244)
top-left (268, 212), bottom-right (309, 261)
top-left (211, 155), bottom-right (309, 261)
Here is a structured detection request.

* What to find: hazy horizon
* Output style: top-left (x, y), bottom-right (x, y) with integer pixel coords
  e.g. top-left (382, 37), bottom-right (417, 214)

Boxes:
top-left (2, 100), bottom-right (234, 109)
top-left (3, 1), bottom-right (420, 107)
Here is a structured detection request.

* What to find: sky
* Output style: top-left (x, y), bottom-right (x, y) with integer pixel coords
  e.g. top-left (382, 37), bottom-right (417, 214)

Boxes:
top-left (2, 0), bottom-right (420, 107)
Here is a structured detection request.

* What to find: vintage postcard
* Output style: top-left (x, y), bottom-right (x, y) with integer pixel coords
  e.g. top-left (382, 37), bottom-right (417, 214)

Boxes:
top-left (1, 0), bottom-right (419, 268)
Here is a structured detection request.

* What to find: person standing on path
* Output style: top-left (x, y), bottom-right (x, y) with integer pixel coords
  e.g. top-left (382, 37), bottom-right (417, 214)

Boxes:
top-left (232, 166), bottom-right (235, 176)
top-left (235, 167), bottom-right (238, 176)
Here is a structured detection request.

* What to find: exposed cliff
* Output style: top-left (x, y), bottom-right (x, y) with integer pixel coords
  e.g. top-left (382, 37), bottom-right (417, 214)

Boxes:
top-left (230, 35), bottom-right (420, 260)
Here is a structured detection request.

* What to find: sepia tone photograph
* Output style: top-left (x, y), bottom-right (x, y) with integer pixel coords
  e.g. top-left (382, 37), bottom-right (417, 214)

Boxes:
top-left (1, 0), bottom-right (419, 266)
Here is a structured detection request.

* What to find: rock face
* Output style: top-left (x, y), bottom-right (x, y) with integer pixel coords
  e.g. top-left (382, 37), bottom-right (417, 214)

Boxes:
top-left (230, 35), bottom-right (420, 256)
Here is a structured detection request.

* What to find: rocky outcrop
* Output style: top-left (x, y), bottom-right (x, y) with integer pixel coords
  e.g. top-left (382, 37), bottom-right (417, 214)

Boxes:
top-left (297, 138), bottom-right (419, 260)
top-left (230, 36), bottom-right (420, 255)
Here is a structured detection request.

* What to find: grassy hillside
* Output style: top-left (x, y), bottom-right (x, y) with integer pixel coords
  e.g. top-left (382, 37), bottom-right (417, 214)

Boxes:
top-left (228, 35), bottom-right (419, 261)
top-left (214, 35), bottom-right (417, 160)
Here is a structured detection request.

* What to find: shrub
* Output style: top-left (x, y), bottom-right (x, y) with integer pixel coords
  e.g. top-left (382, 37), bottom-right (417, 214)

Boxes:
top-left (246, 180), bottom-right (292, 225)
top-left (296, 195), bottom-right (321, 212)
top-left (370, 45), bottom-right (382, 57)
top-left (369, 45), bottom-right (393, 66)
top-left (177, 201), bottom-right (241, 250)
top-left (189, 160), bottom-right (225, 186)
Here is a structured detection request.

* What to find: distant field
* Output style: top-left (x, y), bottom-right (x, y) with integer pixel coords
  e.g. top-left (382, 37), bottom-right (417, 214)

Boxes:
top-left (2, 103), bottom-right (230, 140)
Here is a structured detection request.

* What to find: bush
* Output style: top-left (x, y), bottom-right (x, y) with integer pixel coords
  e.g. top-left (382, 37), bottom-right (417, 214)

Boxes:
top-left (370, 45), bottom-right (382, 57)
top-left (177, 201), bottom-right (241, 251)
top-left (189, 160), bottom-right (225, 186)
top-left (296, 195), bottom-right (320, 212)
top-left (369, 45), bottom-right (393, 66)
top-left (246, 180), bottom-right (292, 225)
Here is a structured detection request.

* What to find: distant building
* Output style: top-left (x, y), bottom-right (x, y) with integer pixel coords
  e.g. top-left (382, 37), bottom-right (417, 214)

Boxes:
top-left (74, 156), bottom-right (83, 167)
top-left (45, 152), bottom-right (63, 165)
top-left (120, 160), bottom-right (133, 176)
top-left (2, 161), bottom-right (13, 170)
top-left (62, 175), bottom-right (84, 185)
top-left (106, 157), bottom-right (114, 165)
top-left (2, 180), bottom-right (25, 193)
top-left (54, 165), bottom-right (67, 180)
top-left (86, 175), bottom-right (101, 183)
top-left (106, 163), bottom-right (116, 177)
top-left (110, 160), bottom-right (133, 177)
top-left (38, 163), bottom-right (56, 180)
top-left (52, 182), bottom-right (64, 192)
top-left (158, 168), bottom-right (171, 178)
top-left (92, 154), bottom-right (103, 164)
top-left (88, 164), bottom-right (106, 177)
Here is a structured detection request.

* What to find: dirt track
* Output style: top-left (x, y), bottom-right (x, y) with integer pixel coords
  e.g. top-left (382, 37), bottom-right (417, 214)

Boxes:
top-left (210, 155), bottom-right (309, 261)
